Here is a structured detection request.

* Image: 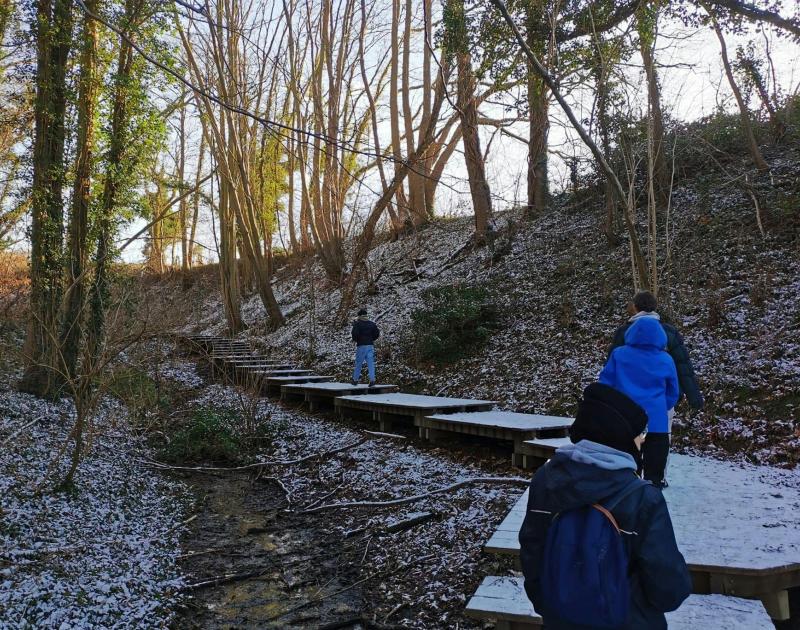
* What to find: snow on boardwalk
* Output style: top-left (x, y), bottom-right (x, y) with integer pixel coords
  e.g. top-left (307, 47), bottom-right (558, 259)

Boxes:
top-left (484, 453), bottom-right (800, 613)
top-left (664, 454), bottom-right (800, 572)
top-left (0, 390), bottom-right (188, 628)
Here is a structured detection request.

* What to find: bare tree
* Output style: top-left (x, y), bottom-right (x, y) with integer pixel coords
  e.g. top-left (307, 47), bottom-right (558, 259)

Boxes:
top-left (703, 3), bottom-right (770, 172)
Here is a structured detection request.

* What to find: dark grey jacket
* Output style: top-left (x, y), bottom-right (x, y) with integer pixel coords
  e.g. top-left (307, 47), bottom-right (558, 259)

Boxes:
top-left (352, 319), bottom-right (379, 346)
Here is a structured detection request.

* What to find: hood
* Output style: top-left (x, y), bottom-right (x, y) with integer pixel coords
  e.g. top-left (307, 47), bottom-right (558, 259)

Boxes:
top-left (629, 310), bottom-right (660, 323)
top-left (624, 316), bottom-right (667, 349)
top-left (557, 439), bottom-right (637, 471)
top-left (537, 441), bottom-right (640, 511)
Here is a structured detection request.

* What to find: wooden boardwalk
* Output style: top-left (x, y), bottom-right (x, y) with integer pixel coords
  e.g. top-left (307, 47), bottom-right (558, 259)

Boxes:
top-left (334, 393), bottom-right (496, 431)
top-left (281, 382), bottom-right (398, 410)
top-left (181, 334), bottom-right (800, 622)
top-left (465, 576), bottom-right (773, 629)
top-left (515, 437), bottom-right (571, 469)
top-left (418, 411), bottom-right (571, 466)
top-left (484, 454), bottom-right (800, 620)
top-left (261, 375), bottom-right (333, 394)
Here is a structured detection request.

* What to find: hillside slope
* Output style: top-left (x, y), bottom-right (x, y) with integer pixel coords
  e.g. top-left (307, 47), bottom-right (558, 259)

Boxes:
top-left (182, 148), bottom-right (800, 468)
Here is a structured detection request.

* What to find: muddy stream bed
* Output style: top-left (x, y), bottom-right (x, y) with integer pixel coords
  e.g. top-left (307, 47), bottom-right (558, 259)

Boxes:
top-left (166, 384), bottom-right (521, 629)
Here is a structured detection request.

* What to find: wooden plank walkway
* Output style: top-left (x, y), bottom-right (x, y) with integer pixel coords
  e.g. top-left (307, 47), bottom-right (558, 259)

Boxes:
top-left (418, 411), bottom-right (571, 466)
top-left (516, 437), bottom-right (571, 469)
top-left (334, 393), bottom-right (496, 431)
top-left (261, 375), bottom-right (333, 394)
top-left (484, 454), bottom-right (800, 619)
top-left (280, 382), bottom-right (398, 410)
top-left (465, 576), bottom-right (773, 629)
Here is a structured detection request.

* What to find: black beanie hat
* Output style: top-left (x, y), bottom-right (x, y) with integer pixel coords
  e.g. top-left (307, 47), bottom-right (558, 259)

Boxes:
top-left (570, 383), bottom-right (648, 459)
top-left (358, 308), bottom-right (368, 316)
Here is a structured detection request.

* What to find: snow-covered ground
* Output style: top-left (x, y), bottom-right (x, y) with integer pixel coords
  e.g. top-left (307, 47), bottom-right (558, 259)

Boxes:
top-left (0, 387), bottom-right (189, 629)
top-left (179, 157), bottom-right (800, 468)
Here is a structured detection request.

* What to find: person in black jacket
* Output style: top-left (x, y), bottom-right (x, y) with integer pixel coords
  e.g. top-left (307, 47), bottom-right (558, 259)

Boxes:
top-left (351, 308), bottom-right (380, 385)
top-left (610, 291), bottom-right (703, 486)
top-left (519, 383), bottom-right (692, 629)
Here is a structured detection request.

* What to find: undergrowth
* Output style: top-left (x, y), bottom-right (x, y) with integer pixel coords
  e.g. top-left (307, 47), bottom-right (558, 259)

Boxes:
top-left (410, 284), bottom-right (499, 365)
top-left (160, 405), bottom-right (287, 465)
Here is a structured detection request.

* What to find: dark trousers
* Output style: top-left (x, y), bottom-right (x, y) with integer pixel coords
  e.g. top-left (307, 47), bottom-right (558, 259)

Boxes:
top-left (642, 432), bottom-right (670, 484)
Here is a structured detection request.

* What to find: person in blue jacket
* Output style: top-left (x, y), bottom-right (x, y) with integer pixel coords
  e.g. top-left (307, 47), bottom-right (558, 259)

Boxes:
top-left (351, 308), bottom-right (380, 386)
top-left (599, 317), bottom-right (679, 488)
top-left (519, 383), bottom-right (691, 629)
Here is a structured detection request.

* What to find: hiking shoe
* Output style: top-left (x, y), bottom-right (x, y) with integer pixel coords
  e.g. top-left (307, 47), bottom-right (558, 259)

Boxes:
top-left (351, 380), bottom-right (358, 386)
top-left (368, 381), bottom-right (376, 387)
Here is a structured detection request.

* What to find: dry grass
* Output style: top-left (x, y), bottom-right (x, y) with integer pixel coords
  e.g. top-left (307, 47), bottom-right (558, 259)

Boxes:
top-left (0, 251), bottom-right (29, 324)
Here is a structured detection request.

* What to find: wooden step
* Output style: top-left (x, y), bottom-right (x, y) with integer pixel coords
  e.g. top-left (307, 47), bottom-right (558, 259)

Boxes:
top-left (516, 436), bottom-right (571, 469)
top-left (465, 576), bottom-right (774, 629)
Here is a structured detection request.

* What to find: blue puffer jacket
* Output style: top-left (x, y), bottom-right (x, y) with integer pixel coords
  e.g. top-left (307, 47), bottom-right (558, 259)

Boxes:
top-left (599, 318), bottom-right (679, 433)
top-left (519, 441), bottom-right (692, 630)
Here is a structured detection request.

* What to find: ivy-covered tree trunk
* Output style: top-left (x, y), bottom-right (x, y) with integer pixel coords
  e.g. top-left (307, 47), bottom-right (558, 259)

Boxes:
top-left (637, 2), bottom-right (670, 215)
top-left (88, 20), bottom-right (135, 357)
top-left (525, 0), bottom-right (549, 217)
top-left (60, 0), bottom-right (98, 381)
top-left (19, 0), bottom-right (74, 398)
top-left (592, 38), bottom-right (621, 245)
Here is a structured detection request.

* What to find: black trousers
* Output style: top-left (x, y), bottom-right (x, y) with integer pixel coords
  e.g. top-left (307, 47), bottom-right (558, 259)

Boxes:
top-left (641, 432), bottom-right (670, 484)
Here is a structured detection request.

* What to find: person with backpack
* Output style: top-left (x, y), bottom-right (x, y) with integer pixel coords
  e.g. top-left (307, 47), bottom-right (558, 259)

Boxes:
top-left (519, 383), bottom-right (691, 629)
top-left (351, 308), bottom-right (380, 386)
top-left (600, 317), bottom-right (680, 488)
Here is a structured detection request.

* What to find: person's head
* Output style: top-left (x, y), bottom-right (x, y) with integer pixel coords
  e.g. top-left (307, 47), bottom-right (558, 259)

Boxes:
top-left (570, 383), bottom-right (648, 461)
top-left (357, 308), bottom-right (368, 318)
top-left (632, 290), bottom-right (658, 313)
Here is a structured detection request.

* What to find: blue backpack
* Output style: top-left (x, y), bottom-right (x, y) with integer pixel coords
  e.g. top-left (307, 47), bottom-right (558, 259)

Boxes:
top-left (541, 478), bottom-right (648, 628)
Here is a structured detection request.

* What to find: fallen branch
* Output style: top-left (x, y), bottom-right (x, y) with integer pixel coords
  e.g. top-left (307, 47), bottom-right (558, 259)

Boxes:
top-left (364, 430), bottom-right (406, 440)
top-left (302, 477), bottom-right (529, 513)
top-left (140, 438), bottom-right (366, 473)
top-left (384, 511), bottom-right (436, 534)
top-left (182, 568), bottom-right (269, 591)
top-left (2, 417), bottom-right (42, 447)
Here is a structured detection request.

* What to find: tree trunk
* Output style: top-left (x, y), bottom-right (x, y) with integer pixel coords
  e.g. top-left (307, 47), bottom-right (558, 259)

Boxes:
top-left (20, 0), bottom-right (74, 398)
top-left (88, 6), bottom-right (136, 357)
top-left (187, 127), bottom-right (205, 271)
top-left (706, 7), bottom-right (769, 171)
top-left (447, 0), bottom-right (492, 243)
top-left (592, 40), bottom-right (621, 245)
top-left (178, 97), bottom-right (190, 284)
top-left (525, 0), bottom-right (549, 217)
top-left (491, 0), bottom-right (650, 290)
top-left (60, 0), bottom-right (98, 382)
top-left (637, 3), bottom-right (670, 214)
top-left (389, 0), bottom-right (409, 225)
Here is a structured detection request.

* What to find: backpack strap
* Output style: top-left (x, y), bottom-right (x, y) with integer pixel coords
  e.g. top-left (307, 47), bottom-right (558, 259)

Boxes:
top-left (604, 477), bottom-right (650, 512)
top-left (591, 477), bottom-right (650, 533)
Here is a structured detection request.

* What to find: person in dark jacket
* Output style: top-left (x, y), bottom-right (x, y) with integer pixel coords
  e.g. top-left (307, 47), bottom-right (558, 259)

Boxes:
top-left (351, 308), bottom-right (380, 385)
top-left (610, 291), bottom-right (702, 485)
top-left (519, 383), bottom-right (691, 630)
top-left (600, 317), bottom-right (679, 487)
top-left (610, 291), bottom-right (703, 410)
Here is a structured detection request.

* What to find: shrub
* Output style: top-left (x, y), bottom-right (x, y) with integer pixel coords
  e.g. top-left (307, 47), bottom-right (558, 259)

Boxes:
top-left (410, 284), bottom-right (499, 365)
top-left (161, 407), bottom-right (243, 464)
top-left (107, 367), bottom-right (170, 421)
